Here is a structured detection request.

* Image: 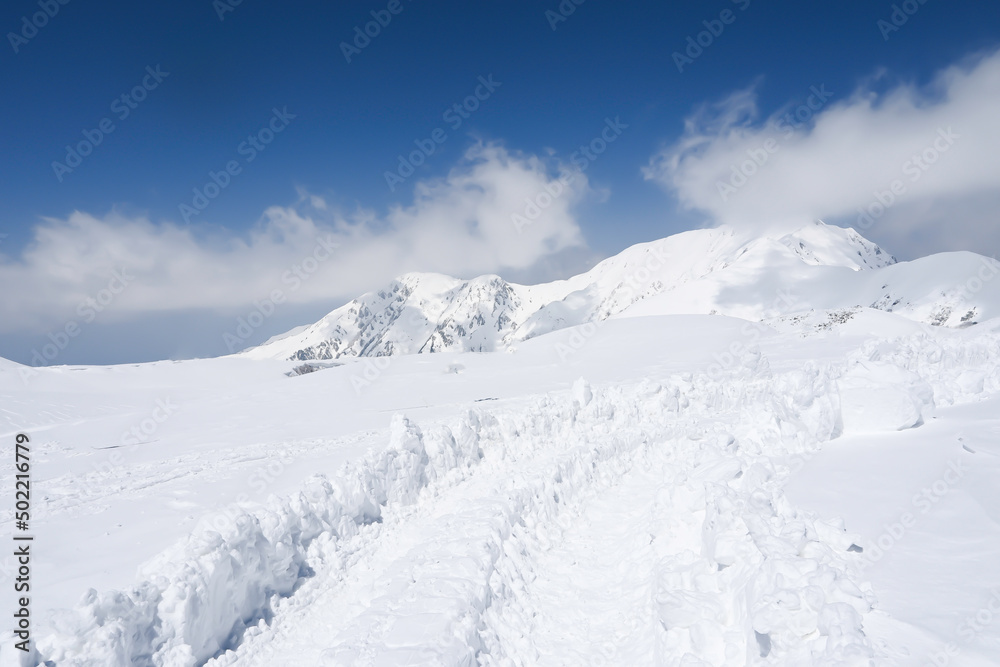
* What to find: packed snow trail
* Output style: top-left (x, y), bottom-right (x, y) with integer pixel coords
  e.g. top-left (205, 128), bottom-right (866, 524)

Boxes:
top-left (208, 371), bottom-right (873, 667)
top-left (30, 325), bottom-right (1000, 666)
top-left (477, 378), bottom-right (875, 667)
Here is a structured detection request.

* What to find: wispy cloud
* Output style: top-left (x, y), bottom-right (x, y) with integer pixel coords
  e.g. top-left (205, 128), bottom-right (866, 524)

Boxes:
top-left (0, 143), bottom-right (589, 334)
top-left (644, 49), bottom-right (1000, 257)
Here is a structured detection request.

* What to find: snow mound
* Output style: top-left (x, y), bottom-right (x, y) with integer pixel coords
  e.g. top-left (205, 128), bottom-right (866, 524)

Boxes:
top-left (838, 362), bottom-right (934, 432)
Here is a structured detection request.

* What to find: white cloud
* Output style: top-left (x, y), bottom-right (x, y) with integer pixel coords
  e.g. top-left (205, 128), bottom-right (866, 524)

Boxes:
top-left (644, 49), bottom-right (1000, 256)
top-left (0, 143), bottom-right (589, 333)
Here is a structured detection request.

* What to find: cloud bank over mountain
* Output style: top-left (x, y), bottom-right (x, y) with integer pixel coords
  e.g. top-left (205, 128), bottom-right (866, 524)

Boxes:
top-left (0, 144), bottom-right (589, 334)
top-left (644, 49), bottom-right (1000, 258)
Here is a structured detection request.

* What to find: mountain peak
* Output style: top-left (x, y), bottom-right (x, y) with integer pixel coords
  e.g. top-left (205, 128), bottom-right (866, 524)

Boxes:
top-left (776, 221), bottom-right (896, 271)
top-left (244, 223), bottom-right (993, 362)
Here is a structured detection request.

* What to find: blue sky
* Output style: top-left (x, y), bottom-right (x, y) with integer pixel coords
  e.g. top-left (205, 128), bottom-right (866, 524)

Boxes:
top-left (1, 0), bottom-right (999, 364)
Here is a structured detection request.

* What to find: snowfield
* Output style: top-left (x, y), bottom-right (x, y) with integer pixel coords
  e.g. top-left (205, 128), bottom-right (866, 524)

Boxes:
top-left (2, 224), bottom-right (1000, 666)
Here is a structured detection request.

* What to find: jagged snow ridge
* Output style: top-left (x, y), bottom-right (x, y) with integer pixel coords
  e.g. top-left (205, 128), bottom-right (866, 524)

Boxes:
top-left (36, 327), bottom-right (1000, 666)
top-left (243, 221), bottom-right (900, 362)
top-left (777, 224), bottom-right (893, 270)
top-left (248, 222), bottom-right (1000, 364)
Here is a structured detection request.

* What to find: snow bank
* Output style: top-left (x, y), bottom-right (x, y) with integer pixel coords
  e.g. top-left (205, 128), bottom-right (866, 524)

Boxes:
top-left (838, 362), bottom-right (934, 432)
top-left (835, 328), bottom-right (1000, 435)
top-left (37, 414), bottom-right (484, 666)
top-left (35, 326), bottom-right (1000, 665)
top-left (852, 330), bottom-right (1000, 405)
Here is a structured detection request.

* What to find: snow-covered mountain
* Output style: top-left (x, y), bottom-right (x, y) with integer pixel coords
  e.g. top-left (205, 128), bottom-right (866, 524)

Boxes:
top-left (10, 221), bottom-right (1000, 666)
top-left (246, 221), bottom-right (1000, 361)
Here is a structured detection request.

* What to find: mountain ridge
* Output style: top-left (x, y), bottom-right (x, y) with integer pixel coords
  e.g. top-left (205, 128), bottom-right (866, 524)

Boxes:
top-left (243, 221), bottom-right (999, 362)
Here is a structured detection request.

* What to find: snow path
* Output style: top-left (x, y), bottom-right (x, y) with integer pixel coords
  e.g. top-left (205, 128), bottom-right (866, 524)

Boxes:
top-left (203, 369), bottom-right (873, 667)
top-left (492, 444), bottom-right (666, 665)
top-left (209, 394), bottom-right (666, 667)
top-left (32, 327), bottom-right (1000, 666)
top-left (479, 396), bottom-right (874, 667)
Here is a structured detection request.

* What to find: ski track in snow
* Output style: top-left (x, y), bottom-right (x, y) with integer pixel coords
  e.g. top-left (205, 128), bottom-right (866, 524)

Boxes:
top-left (27, 328), bottom-right (1000, 666)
